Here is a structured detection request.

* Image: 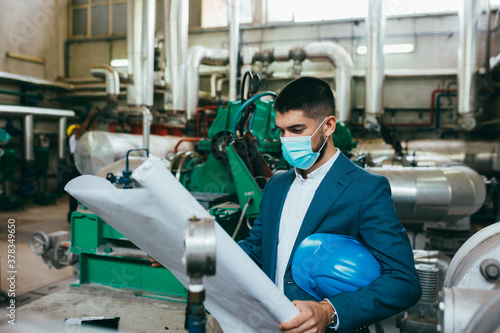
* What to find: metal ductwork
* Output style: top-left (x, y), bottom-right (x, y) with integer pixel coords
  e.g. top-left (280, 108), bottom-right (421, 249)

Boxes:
top-left (164, 0), bottom-right (188, 112)
top-left (365, 0), bottom-right (386, 129)
top-left (127, 0), bottom-right (155, 107)
top-left (74, 131), bottom-right (195, 175)
top-left (91, 65), bottom-right (120, 101)
top-left (186, 46), bottom-right (229, 120)
top-left (368, 166), bottom-right (486, 223)
top-left (304, 42), bottom-right (354, 123)
top-left (457, 0), bottom-right (484, 131)
top-left (228, 0), bottom-right (240, 101)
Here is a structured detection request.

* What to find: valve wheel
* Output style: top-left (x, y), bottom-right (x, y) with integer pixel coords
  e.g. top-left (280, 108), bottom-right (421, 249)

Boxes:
top-left (30, 231), bottom-right (50, 255)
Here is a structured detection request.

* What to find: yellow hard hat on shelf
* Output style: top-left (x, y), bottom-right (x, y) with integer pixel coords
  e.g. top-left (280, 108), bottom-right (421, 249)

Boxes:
top-left (67, 124), bottom-right (80, 137)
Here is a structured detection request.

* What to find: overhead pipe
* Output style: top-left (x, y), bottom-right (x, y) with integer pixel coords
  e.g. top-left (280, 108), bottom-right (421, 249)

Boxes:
top-left (304, 42), bottom-right (354, 123)
top-left (127, 0), bottom-right (155, 107)
top-left (164, 0), bottom-right (188, 112)
top-left (186, 46), bottom-right (229, 120)
top-left (90, 65), bottom-right (120, 101)
top-left (228, 0), bottom-right (240, 101)
top-left (365, 0), bottom-right (386, 130)
top-left (457, 0), bottom-right (484, 131)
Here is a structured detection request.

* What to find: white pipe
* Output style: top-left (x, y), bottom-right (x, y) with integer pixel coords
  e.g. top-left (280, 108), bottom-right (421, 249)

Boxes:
top-left (304, 42), bottom-right (354, 123)
top-left (365, 0), bottom-right (386, 129)
top-left (58, 117), bottom-right (67, 160)
top-left (186, 46), bottom-right (229, 119)
top-left (164, 0), bottom-right (188, 111)
top-left (24, 115), bottom-right (34, 162)
top-left (91, 65), bottom-right (120, 101)
top-left (457, 0), bottom-right (484, 130)
top-left (228, 0), bottom-right (240, 101)
top-left (127, 0), bottom-right (156, 107)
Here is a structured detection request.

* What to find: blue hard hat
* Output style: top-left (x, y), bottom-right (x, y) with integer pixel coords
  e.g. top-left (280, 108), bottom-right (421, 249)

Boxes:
top-left (291, 233), bottom-right (381, 300)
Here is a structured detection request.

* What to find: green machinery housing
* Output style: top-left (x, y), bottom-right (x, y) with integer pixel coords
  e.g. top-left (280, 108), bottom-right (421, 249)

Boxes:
top-left (70, 95), bottom-right (356, 299)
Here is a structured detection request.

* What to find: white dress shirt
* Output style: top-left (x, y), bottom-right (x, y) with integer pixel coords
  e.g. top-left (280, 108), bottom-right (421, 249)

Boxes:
top-left (275, 148), bottom-right (340, 292)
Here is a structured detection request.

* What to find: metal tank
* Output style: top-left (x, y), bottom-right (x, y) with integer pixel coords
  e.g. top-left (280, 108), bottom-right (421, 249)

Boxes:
top-left (74, 131), bottom-right (195, 175)
top-left (368, 166), bottom-right (486, 223)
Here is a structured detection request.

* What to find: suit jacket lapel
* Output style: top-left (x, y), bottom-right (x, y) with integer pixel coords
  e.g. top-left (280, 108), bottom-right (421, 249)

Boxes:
top-left (267, 169), bottom-right (295, 280)
top-left (285, 153), bottom-right (356, 272)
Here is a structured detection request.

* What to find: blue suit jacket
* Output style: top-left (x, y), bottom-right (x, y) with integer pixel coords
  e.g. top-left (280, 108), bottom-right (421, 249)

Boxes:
top-left (239, 152), bottom-right (421, 333)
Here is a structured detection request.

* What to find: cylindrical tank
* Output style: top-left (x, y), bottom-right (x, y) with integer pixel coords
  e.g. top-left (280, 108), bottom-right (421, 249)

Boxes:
top-left (355, 139), bottom-right (500, 174)
top-left (74, 131), bottom-right (195, 175)
top-left (368, 166), bottom-right (486, 223)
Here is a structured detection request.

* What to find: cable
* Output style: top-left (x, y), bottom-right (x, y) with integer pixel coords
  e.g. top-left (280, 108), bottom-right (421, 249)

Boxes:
top-left (232, 198), bottom-right (253, 240)
top-left (232, 91), bottom-right (278, 137)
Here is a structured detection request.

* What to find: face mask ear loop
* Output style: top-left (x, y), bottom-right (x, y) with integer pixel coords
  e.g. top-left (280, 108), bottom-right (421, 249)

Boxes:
top-left (311, 117), bottom-right (328, 139)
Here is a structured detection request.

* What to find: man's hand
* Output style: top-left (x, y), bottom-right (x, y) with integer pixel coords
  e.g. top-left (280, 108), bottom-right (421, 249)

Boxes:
top-left (148, 255), bottom-right (164, 268)
top-left (279, 300), bottom-right (333, 333)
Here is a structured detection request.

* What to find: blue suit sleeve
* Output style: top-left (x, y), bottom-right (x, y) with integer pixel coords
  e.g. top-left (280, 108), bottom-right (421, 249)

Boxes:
top-left (328, 175), bottom-right (422, 333)
top-left (237, 176), bottom-right (274, 267)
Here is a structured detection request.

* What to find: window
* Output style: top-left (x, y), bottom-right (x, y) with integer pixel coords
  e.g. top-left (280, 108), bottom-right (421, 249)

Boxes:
top-left (201, 0), bottom-right (253, 28)
top-left (69, 0), bottom-right (164, 38)
top-left (267, 0), bottom-right (499, 23)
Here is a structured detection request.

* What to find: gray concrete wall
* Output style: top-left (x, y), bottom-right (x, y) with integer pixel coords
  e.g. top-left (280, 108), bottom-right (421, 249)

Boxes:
top-left (0, 0), bottom-right (68, 80)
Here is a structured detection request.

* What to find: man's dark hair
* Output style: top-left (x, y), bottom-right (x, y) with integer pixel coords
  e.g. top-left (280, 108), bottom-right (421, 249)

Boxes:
top-left (273, 76), bottom-right (335, 123)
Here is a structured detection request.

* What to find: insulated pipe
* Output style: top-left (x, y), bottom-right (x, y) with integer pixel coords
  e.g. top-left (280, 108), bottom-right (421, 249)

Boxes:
top-left (457, 0), bottom-right (483, 130)
top-left (91, 65), bottom-right (120, 101)
top-left (304, 42), bottom-right (354, 123)
top-left (186, 46), bottom-right (229, 119)
top-left (74, 131), bottom-right (195, 175)
top-left (365, 0), bottom-right (386, 129)
top-left (24, 115), bottom-right (34, 162)
top-left (58, 117), bottom-right (67, 160)
top-left (127, 0), bottom-right (155, 107)
top-left (228, 0), bottom-right (240, 101)
top-left (164, 0), bottom-right (188, 111)
top-left (368, 166), bottom-right (486, 223)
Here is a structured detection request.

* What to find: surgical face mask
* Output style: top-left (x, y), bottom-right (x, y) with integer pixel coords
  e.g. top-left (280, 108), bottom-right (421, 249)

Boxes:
top-left (280, 117), bottom-right (329, 170)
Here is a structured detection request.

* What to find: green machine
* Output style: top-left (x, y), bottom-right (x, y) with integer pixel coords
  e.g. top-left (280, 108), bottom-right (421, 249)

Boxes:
top-left (70, 209), bottom-right (187, 301)
top-left (170, 90), bottom-right (357, 240)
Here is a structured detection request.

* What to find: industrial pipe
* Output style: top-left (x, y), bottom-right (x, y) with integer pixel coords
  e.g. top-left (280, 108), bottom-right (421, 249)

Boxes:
top-left (164, 0), bottom-right (189, 111)
top-left (24, 115), bottom-right (34, 162)
top-left (127, 0), bottom-right (155, 106)
top-left (368, 166), bottom-right (486, 223)
top-left (0, 106), bottom-right (75, 161)
top-left (186, 46), bottom-right (229, 119)
top-left (457, 0), bottom-right (483, 130)
top-left (91, 65), bottom-right (120, 101)
top-left (386, 89), bottom-right (457, 127)
top-left (228, 0), bottom-right (240, 101)
top-left (365, 0), bottom-right (386, 129)
top-left (74, 131), bottom-right (195, 175)
top-left (59, 117), bottom-right (67, 160)
top-left (304, 42), bottom-right (354, 123)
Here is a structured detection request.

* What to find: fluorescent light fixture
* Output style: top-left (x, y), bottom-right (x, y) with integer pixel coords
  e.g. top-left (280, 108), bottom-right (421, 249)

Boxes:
top-left (111, 59), bottom-right (128, 67)
top-left (357, 43), bottom-right (415, 55)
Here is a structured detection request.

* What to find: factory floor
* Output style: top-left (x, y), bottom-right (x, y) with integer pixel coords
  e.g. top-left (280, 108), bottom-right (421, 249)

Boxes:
top-left (0, 195), bottom-right (400, 333)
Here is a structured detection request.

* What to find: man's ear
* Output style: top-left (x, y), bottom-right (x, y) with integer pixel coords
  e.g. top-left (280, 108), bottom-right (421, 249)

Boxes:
top-left (325, 115), bottom-right (337, 137)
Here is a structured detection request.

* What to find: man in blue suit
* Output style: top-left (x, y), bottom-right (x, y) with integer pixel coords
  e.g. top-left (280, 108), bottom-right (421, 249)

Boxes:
top-left (239, 77), bottom-right (421, 333)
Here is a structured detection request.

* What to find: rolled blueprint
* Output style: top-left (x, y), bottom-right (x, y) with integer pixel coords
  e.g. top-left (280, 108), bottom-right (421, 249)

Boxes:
top-left (66, 156), bottom-right (299, 332)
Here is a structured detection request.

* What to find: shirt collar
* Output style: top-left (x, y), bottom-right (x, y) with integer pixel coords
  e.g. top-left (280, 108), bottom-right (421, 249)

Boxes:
top-left (294, 148), bottom-right (340, 183)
